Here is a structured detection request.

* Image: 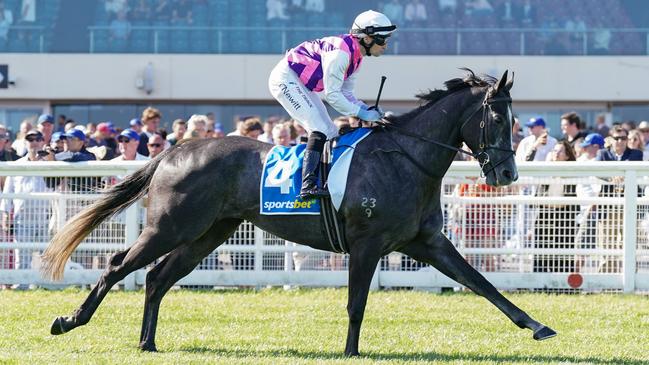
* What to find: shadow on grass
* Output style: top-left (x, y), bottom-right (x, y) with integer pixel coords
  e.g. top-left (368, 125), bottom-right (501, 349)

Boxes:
top-left (176, 346), bottom-right (644, 364)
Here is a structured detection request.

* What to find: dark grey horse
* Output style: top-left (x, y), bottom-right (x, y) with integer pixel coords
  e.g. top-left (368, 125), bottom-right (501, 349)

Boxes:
top-left (42, 69), bottom-right (556, 356)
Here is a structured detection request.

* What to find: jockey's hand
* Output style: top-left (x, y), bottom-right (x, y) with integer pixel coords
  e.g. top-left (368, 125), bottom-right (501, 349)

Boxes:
top-left (367, 105), bottom-right (384, 116)
top-left (357, 108), bottom-right (382, 122)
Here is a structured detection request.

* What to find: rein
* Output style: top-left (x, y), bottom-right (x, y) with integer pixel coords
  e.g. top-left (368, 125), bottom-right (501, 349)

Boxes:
top-left (375, 93), bottom-right (515, 179)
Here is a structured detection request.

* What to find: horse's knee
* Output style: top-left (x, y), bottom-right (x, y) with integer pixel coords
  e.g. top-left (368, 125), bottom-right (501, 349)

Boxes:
top-left (108, 248), bottom-right (130, 267)
top-left (347, 307), bottom-right (364, 324)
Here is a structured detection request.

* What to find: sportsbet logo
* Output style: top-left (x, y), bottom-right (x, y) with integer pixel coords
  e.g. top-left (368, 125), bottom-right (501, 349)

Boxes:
top-left (264, 199), bottom-right (314, 210)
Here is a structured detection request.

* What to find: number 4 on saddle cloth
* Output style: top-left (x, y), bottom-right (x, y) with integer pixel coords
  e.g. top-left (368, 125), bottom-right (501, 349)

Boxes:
top-left (260, 127), bottom-right (373, 216)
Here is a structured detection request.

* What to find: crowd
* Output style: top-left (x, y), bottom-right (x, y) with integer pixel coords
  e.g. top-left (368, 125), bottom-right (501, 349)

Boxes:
top-left (1, 105), bottom-right (648, 283)
top-left (449, 111), bottom-right (649, 275)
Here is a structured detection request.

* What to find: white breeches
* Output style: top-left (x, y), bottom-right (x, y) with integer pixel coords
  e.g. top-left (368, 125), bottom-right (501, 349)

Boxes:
top-left (268, 60), bottom-right (338, 139)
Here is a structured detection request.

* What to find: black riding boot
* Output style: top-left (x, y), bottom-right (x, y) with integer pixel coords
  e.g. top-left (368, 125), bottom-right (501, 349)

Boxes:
top-left (300, 131), bottom-right (329, 200)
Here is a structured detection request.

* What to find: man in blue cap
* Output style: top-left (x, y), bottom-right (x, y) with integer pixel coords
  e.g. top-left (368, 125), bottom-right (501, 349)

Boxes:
top-left (578, 133), bottom-right (604, 161)
top-left (515, 116), bottom-right (558, 162)
top-left (112, 129), bottom-right (149, 161)
top-left (37, 114), bottom-right (55, 146)
top-left (44, 129), bottom-right (96, 162)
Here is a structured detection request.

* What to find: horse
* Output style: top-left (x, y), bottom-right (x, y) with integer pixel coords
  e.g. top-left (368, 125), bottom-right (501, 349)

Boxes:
top-left (41, 69), bottom-right (556, 356)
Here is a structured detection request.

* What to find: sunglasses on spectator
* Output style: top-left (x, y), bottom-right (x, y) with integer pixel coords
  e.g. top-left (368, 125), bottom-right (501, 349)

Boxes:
top-left (612, 136), bottom-right (628, 141)
top-left (26, 136), bottom-right (44, 142)
top-left (148, 143), bottom-right (162, 148)
top-left (117, 136), bottom-right (131, 143)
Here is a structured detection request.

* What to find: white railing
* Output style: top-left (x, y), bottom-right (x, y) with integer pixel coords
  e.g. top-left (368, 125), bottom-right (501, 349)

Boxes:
top-left (0, 161), bottom-right (647, 293)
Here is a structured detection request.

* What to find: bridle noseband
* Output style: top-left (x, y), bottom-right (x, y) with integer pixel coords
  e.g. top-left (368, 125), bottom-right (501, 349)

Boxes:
top-left (375, 91), bottom-right (515, 179)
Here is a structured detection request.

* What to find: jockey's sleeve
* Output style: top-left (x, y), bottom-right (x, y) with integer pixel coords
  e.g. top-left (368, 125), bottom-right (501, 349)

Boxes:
top-left (321, 50), bottom-right (364, 116)
top-left (342, 73), bottom-right (369, 110)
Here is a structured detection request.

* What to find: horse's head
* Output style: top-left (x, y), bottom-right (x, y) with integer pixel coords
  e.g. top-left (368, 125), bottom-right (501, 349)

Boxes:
top-left (461, 70), bottom-right (517, 186)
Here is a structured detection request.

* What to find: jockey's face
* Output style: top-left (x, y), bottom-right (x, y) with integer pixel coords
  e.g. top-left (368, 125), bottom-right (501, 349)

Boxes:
top-left (363, 35), bottom-right (388, 57)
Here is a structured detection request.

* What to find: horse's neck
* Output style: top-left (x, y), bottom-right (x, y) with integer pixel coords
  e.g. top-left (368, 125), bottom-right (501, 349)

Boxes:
top-left (396, 90), bottom-right (483, 174)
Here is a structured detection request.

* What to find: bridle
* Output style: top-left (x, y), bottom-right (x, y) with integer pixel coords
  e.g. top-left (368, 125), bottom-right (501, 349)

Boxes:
top-left (375, 89), bottom-right (515, 179)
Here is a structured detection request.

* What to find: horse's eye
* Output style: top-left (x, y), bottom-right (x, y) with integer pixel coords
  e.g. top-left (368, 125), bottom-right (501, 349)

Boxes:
top-left (492, 114), bottom-right (504, 123)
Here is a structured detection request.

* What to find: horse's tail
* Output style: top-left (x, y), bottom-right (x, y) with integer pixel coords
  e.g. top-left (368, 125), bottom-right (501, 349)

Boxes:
top-left (41, 152), bottom-right (166, 281)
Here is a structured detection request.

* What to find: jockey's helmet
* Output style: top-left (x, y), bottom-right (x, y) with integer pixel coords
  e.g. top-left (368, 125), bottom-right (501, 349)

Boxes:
top-left (350, 10), bottom-right (397, 38)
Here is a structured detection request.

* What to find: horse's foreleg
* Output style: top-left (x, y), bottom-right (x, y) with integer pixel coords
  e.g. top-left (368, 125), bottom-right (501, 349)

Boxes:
top-left (139, 219), bottom-right (241, 352)
top-left (344, 244), bottom-right (382, 357)
top-left (50, 228), bottom-right (181, 336)
top-left (399, 234), bottom-right (556, 341)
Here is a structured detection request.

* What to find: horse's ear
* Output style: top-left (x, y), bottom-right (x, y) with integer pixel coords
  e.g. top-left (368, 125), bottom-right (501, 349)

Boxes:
top-left (496, 70), bottom-right (508, 93)
top-left (505, 71), bottom-right (514, 92)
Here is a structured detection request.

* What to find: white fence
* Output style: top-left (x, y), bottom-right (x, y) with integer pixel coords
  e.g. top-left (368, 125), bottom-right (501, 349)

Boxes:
top-left (0, 161), bottom-right (648, 293)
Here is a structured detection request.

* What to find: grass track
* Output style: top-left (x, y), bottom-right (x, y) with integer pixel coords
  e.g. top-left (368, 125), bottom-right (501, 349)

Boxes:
top-left (0, 288), bottom-right (648, 364)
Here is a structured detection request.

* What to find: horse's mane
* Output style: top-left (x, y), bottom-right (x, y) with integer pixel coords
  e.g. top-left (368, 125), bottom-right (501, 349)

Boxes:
top-left (389, 68), bottom-right (497, 123)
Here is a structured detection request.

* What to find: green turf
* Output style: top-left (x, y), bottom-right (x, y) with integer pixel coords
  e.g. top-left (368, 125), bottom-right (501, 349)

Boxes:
top-left (0, 288), bottom-right (647, 364)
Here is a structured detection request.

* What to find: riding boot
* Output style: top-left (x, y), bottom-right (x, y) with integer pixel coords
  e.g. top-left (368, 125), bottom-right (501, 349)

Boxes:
top-left (300, 131), bottom-right (329, 200)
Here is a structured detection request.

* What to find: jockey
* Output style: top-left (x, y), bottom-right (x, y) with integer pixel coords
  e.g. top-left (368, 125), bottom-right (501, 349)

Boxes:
top-left (268, 10), bottom-right (397, 200)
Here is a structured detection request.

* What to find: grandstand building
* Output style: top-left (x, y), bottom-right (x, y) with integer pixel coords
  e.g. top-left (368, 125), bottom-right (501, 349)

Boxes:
top-left (1, 0), bottom-right (648, 137)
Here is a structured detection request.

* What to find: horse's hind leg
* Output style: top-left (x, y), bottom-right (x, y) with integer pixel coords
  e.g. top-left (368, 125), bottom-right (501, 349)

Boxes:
top-left (139, 218), bottom-right (242, 352)
top-left (50, 226), bottom-right (193, 335)
top-left (399, 233), bottom-right (557, 341)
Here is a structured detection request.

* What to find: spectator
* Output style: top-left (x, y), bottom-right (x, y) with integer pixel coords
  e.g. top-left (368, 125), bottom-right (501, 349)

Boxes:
top-left (113, 129), bottom-right (149, 161)
top-left (272, 123), bottom-right (292, 146)
top-left (45, 129), bottom-right (96, 162)
top-left (382, 0), bottom-right (403, 25)
top-left (565, 14), bottom-right (586, 41)
top-left (88, 122), bottom-right (117, 159)
top-left (86, 122), bottom-right (97, 136)
top-left (404, 0), bottom-right (427, 27)
top-left (627, 129), bottom-right (647, 160)
top-left (166, 119), bottom-right (186, 145)
top-left (131, 0), bottom-right (151, 22)
top-left (438, 0), bottom-right (457, 15)
top-left (593, 114), bottom-right (609, 137)
top-left (147, 133), bottom-right (165, 158)
top-left (129, 118), bottom-right (143, 134)
top-left (110, 10), bottom-right (131, 41)
top-left (11, 119), bottom-right (33, 157)
top-left (64, 120), bottom-right (76, 131)
top-left (267, 0), bottom-right (290, 20)
top-left (171, 0), bottom-right (193, 25)
top-left (575, 134), bottom-right (604, 265)
top-left (241, 118), bottom-right (264, 140)
top-left (595, 126), bottom-right (641, 273)
top-left (304, 0), bottom-right (324, 12)
top-left (560, 111), bottom-right (588, 148)
top-left (49, 132), bottom-right (66, 154)
top-left (257, 118), bottom-right (277, 144)
top-left (591, 20), bottom-right (611, 55)
top-left (533, 140), bottom-right (579, 273)
top-left (519, 0), bottom-right (534, 24)
top-left (186, 114), bottom-right (208, 139)
top-left (137, 107), bottom-right (162, 156)
top-left (36, 114), bottom-right (54, 146)
top-left (105, 0), bottom-right (129, 19)
top-left (577, 133), bottom-right (604, 161)
top-left (466, 0), bottom-right (493, 17)
top-left (19, 0), bottom-right (35, 24)
top-left (154, 0), bottom-right (171, 22)
top-left (0, 1), bottom-right (12, 45)
top-left (596, 126), bottom-right (643, 162)
top-left (638, 121), bottom-right (649, 157)
top-left (0, 129), bottom-right (17, 191)
top-left (56, 114), bottom-right (66, 133)
top-left (1, 130), bottom-right (52, 274)
top-left (511, 116), bottom-right (524, 151)
top-left (515, 117), bottom-right (557, 162)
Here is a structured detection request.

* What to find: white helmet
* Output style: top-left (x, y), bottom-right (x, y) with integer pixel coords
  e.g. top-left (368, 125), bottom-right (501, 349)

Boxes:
top-left (350, 10), bottom-right (397, 38)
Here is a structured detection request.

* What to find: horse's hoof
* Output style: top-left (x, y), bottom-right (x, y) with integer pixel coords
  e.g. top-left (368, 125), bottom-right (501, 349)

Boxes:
top-left (50, 316), bottom-right (69, 335)
top-left (139, 342), bottom-right (158, 352)
top-left (533, 326), bottom-right (557, 340)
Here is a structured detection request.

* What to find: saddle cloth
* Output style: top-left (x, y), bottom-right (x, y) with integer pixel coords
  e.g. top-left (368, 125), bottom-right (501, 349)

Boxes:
top-left (259, 127), bottom-right (373, 215)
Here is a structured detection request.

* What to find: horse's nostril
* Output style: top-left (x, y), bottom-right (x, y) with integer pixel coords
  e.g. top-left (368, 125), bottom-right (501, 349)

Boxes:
top-left (503, 170), bottom-right (513, 180)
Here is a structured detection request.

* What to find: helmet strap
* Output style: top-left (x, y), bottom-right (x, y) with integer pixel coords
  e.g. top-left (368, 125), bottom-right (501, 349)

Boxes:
top-left (359, 37), bottom-right (375, 56)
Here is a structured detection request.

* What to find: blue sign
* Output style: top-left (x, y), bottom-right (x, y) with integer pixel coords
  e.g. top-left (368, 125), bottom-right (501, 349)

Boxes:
top-left (260, 144), bottom-right (321, 215)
